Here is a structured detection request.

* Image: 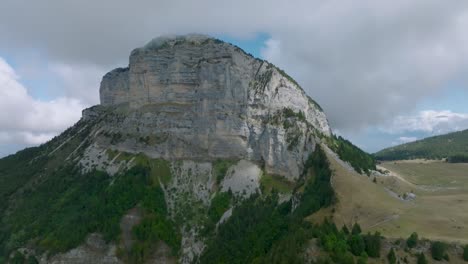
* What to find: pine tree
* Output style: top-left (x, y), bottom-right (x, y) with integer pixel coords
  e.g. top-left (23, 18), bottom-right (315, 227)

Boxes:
top-left (387, 248), bottom-right (396, 264)
top-left (406, 232), bottom-right (418, 248)
top-left (352, 223), bottom-right (362, 235)
top-left (463, 245), bottom-right (468, 261)
top-left (417, 253), bottom-right (427, 264)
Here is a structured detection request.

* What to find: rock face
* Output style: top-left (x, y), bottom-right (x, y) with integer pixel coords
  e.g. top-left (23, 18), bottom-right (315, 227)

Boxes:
top-left (95, 34), bottom-right (330, 179)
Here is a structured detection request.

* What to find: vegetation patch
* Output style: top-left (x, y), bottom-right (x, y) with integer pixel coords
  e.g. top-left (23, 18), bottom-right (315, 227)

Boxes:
top-left (201, 191), bottom-right (233, 235)
top-left (200, 145), bottom-right (337, 263)
top-left (126, 186), bottom-right (181, 263)
top-left (212, 159), bottom-right (236, 185)
top-left (447, 154), bottom-right (468, 163)
top-left (260, 173), bottom-right (294, 194)
top-left (326, 135), bottom-right (376, 175)
top-left (375, 128), bottom-right (468, 161)
top-left (0, 159), bottom-right (179, 262)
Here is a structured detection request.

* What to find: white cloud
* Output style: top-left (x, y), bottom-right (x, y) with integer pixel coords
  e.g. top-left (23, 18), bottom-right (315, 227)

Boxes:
top-left (48, 63), bottom-right (104, 106)
top-left (0, 57), bottom-right (85, 146)
top-left (1, 0), bottom-right (467, 132)
top-left (398, 136), bottom-right (418, 143)
top-left (1, 0), bottom-right (468, 156)
top-left (381, 110), bottom-right (468, 134)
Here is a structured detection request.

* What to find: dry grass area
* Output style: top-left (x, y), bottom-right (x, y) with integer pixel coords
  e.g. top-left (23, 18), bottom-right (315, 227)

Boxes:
top-left (314, 151), bottom-right (468, 244)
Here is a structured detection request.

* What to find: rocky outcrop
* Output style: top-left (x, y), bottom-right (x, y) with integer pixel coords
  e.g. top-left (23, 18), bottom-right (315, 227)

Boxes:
top-left (93, 34), bottom-right (331, 179)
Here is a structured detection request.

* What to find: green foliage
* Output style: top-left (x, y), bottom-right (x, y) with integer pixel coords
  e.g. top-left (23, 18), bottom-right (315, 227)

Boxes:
top-left (147, 159), bottom-right (172, 185)
top-left (363, 232), bottom-right (381, 258)
top-left (295, 145), bottom-right (335, 218)
top-left (282, 108), bottom-right (306, 122)
top-left (431, 241), bottom-right (447, 261)
top-left (357, 255), bottom-right (367, 264)
top-left (417, 252), bottom-right (428, 264)
top-left (0, 146), bottom-right (47, 214)
top-left (375, 128), bottom-right (468, 160)
top-left (200, 194), bottom-right (290, 264)
top-left (201, 146), bottom-right (336, 264)
top-left (342, 225), bottom-right (350, 235)
top-left (208, 192), bottom-right (232, 223)
top-left (406, 232), bottom-right (418, 248)
top-left (387, 248), bottom-right (396, 264)
top-left (447, 154), bottom-right (468, 163)
top-left (0, 161), bottom-right (179, 259)
top-left (326, 135), bottom-right (376, 175)
top-left (348, 235), bottom-right (365, 256)
top-left (27, 255), bottom-right (39, 264)
top-left (260, 173), bottom-right (294, 194)
top-left (463, 245), bottom-right (468, 261)
top-left (131, 212), bottom-right (181, 260)
top-left (11, 251), bottom-right (25, 264)
top-left (351, 223), bottom-right (362, 235)
top-left (262, 221), bottom-right (315, 264)
top-left (130, 186), bottom-right (181, 258)
top-left (213, 159), bottom-right (235, 184)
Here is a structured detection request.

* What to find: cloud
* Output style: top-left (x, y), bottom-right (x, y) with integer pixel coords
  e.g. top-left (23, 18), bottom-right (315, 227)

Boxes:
top-left (1, 0), bottom-right (468, 134)
top-left (48, 63), bottom-right (104, 105)
top-left (381, 110), bottom-right (468, 134)
top-left (398, 137), bottom-right (418, 143)
top-left (0, 57), bottom-right (85, 146)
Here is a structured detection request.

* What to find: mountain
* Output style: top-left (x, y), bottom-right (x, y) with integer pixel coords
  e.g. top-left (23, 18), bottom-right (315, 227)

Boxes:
top-left (0, 35), bottom-right (376, 264)
top-left (374, 129), bottom-right (468, 161)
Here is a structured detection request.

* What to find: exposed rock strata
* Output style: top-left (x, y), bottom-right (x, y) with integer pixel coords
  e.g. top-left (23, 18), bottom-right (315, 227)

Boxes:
top-left (95, 34), bottom-right (331, 179)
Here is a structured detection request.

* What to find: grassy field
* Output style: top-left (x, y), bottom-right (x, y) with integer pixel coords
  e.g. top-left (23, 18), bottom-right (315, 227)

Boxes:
top-left (380, 161), bottom-right (468, 194)
top-left (315, 151), bottom-right (468, 244)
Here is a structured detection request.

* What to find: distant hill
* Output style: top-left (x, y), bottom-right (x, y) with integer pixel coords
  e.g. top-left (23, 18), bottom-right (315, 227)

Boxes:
top-left (374, 129), bottom-right (468, 161)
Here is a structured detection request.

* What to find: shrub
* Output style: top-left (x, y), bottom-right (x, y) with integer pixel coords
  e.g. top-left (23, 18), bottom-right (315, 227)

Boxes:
top-left (387, 248), bottom-right (396, 264)
top-left (342, 225), bottom-right (350, 235)
top-left (364, 232), bottom-right (381, 258)
top-left (27, 255), bottom-right (39, 264)
top-left (352, 223), bottom-right (362, 235)
top-left (406, 232), bottom-right (418, 248)
top-left (463, 245), bottom-right (468, 261)
top-left (348, 235), bottom-right (365, 256)
top-left (417, 253), bottom-right (427, 264)
top-left (357, 252), bottom-right (367, 264)
top-left (431, 241), bottom-right (447, 261)
top-left (11, 251), bottom-right (25, 264)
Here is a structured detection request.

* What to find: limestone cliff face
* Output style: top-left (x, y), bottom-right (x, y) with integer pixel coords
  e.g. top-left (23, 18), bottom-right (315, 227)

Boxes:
top-left (95, 34), bottom-right (330, 179)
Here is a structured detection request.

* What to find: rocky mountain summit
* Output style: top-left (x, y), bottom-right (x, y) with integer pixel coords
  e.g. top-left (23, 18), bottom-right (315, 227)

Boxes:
top-left (92, 34), bottom-right (330, 179)
top-left (0, 35), bottom-right (377, 264)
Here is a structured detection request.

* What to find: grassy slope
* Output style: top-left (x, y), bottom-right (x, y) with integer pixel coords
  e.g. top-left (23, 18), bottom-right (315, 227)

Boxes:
top-left (315, 149), bottom-right (468, 244)
top-left (378, 161), bottom-right (468, 243)
top-left (375, 129), bottom-right (468, 160)
top-left (309, 146), bottom-right (410, 231)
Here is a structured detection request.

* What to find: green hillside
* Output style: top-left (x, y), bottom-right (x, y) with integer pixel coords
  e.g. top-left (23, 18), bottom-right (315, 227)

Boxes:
top-left (374, 129), bottom-right (468, 161)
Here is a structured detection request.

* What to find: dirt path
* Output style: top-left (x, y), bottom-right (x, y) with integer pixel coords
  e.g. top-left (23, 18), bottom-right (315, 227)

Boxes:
top-left (367, 214), bottom-right (400, 229)
top-left (377, 165), bottom-right (417, 187)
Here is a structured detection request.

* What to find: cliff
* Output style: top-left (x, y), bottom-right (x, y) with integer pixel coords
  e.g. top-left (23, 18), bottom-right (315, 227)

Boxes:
top-left (95, 34), bottom-right (330, 179)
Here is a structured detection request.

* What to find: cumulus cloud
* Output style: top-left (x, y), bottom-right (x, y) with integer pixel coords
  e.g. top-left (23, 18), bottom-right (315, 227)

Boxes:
top-left (0, 57), bottom-right (85, 146)
top-left (2, 0), bottom-right (468, 157)
top-left (1, 0), bottom-right (468, 133)
top-left (381, 110), bottom-right (468, 134)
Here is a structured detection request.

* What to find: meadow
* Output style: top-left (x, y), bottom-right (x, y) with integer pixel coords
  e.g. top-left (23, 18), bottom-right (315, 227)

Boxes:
top-left (316, 153), bottom-right (468, 245)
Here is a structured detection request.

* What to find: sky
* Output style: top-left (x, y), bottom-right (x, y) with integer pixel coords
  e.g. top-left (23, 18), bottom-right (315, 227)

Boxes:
top-left (1, 0), bottom-right (468, 157)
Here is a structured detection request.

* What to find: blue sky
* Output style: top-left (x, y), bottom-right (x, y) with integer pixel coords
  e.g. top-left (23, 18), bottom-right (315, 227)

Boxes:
top-left (2, 1), bottom-right (468, 157)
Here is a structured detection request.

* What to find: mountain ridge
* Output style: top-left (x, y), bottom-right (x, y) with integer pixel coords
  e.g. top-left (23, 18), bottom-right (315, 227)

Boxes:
top-left (374, 129), bottom-right (468, 161)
